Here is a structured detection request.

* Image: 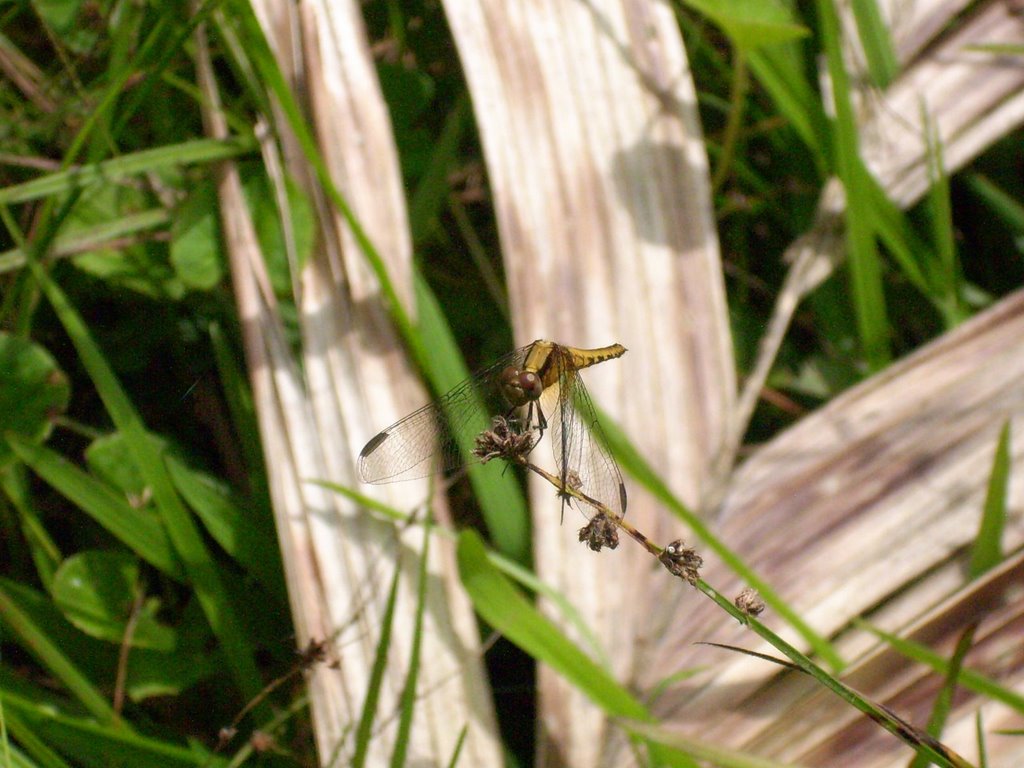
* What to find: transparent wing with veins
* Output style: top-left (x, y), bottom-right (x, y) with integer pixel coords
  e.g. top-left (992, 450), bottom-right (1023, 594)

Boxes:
top-left (357, 345), bottom-right (539, 483)
top-left (546, 364), bottom-right (628, 520)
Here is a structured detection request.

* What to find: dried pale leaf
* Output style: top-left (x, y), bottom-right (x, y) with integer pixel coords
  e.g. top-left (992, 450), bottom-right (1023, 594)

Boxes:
top-left (652, 289), bottom-right (1024, 767)
top-left (443, 0), bottom-right (734, 764)
top-left (211, 1), bottom-right (504, 764)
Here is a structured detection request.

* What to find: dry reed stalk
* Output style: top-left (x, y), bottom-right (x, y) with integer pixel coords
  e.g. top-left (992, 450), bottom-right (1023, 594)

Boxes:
top-left (442, 0), bottom-right (734, 764)
top-left (659, 288), bottom-right (1024, 766)
top-left (203, 1), bottom-right (503, 763)
top-left (442, 0), bottom-right (1024, 765)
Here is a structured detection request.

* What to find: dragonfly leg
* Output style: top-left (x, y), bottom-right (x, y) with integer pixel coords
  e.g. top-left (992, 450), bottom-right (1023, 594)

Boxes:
top-left (507, 401), bottom-right (548, 437)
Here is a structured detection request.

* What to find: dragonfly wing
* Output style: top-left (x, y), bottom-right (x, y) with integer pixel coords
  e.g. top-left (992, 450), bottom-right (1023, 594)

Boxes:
top-left (358, 344), bottom-right (535, 484)
top-left (358, 400), bottom-right (462, 483)
top-left (548, 368), bottom-right (627, 519)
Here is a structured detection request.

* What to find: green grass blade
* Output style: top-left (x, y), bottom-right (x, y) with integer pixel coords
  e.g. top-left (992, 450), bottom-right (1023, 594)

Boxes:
top-left (681, 0), bottom-right (809, 50)
top-left (849, 0), bottom-right (898, 86)
top-left (208, 322), bottom-right (269, 509)
top-left (860, 619), bottom-right (1024, 713)
top-left (222, 0), bottom-right (419, 351)
top-left (618, 720), bottom-right (815, 768)
top-left (165, 454), bottom-right (284, 599)
top-left (697, 600), bottom-right (968, 767)
top-left (861, 164), bottom-right (972, 323)
top-left (111, 2), bottom-right (220, 141)
top-left (456, 531), bottom-right (647, 720)
top-left (0, 208), bottom-right (171, 275)
top-left (352, 554), bottom-right (401, 768)
top-left (413, 270), bottom-right (530, 563)
top-left (16, 242), bottom-right (263, 702)
top-left (0, 698), bottom-right (73, 768)
top-left (965, 174), bottom-right (1024, 232)
top-left (864, 171), bottom-right (930, 292)
top-left (922, 111), bottom-right (963, 325)
top-left (444, 726), bottom-right (468, 768)
top-left (596, 408), bottom-right (844, 670)
top-left (456, 532), bottom-right (715, 766)
top-left (908, 624), bottom-right (977, 768)
top-left (0, 138), bottom-right (256, 206)
top-left (409, 92), bottom-right (470, 243)
top-left (969, 422), bottom-right (1010, 578)
top-left (748, 45), bottom-right (829, 168)
top-left (819, 0), bottom-right (890, 369)
top-left (6, 435), bottom-right (184, 580)
top-left (0, 682), bottom-right (226, 767)
top-left (0, 583), bottom-right (120, 727)
top-left (975, 711), bottom-right (988, 768)
top-left (319, 479), bottom-right (608, 662)
top-left (0, 466), bottom-right (61, 591)
top-left (390, 520), bottom-right (431, 768)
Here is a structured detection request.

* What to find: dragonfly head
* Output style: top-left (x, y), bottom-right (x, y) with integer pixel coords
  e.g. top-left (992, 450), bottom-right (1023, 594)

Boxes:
top-left (499, 366), bottom-right (543, 407)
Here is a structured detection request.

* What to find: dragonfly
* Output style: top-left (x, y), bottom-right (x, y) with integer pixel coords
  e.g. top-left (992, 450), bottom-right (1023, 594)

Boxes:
top-left (358, 340), bottom-right (628, 519)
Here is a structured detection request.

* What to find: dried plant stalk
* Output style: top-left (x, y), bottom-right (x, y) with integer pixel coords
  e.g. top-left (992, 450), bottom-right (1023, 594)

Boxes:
top-left (442, 0), bottom-right (1024, 765)
top-left (209, 1), bottom-right (503, 764)
top-left (656, 288), bottom-right (1024, 766)
top-left (442, 0), bottom-right (734, 764)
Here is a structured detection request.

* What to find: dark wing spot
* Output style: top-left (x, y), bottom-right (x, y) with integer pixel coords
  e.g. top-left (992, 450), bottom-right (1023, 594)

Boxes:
top-left (360, 430), bottom-right (390, 458)
top-left (619, 482), bottom-right (628, 515)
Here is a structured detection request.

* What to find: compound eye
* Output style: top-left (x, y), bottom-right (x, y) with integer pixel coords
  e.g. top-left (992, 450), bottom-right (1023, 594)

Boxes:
top-left (518, 371), bottom-right (543, 401)
top-left (499, 367), bottom-right (543, 406)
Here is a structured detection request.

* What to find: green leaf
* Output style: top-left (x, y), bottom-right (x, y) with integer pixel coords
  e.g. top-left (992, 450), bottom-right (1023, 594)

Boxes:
top-left (353, 558), bottom-right (401, 768)
top-left (0, 333), bottom-right (69, 469)
top-left (0, 576), bottom-right (215, 706)
top-left (21, 248), bottom-right (265, 703)
top-left (682, 0), bottom-right (809, 50)
top-left (456, 531), bottom-right (647, 720)
top-left (414, 271), bottom-right (531, 564)
top-left (849, 0), bottom-right (898, 86)
top-left (52, 551), bottom-right (175, 651)
top-left (969, 422), bottom-right (1010, 578)
top-left (86, 422), bottom-right (283, 594)
top-left (84, 432), bottom-right (157, 500)
top-left (170, 181), bottom-right (224, 291)
top-left (66, 186), bottom-right (184, 299)
top-left (8, 434), bottom-right (184, 579)
top-left (0, 137), bottom-right (256, 206)
top-left (819, 0), bottom-right (890, 368)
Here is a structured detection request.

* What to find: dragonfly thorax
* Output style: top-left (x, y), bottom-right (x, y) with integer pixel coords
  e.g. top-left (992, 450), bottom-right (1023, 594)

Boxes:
top-left (498, 366), bottom-right (543, 407)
